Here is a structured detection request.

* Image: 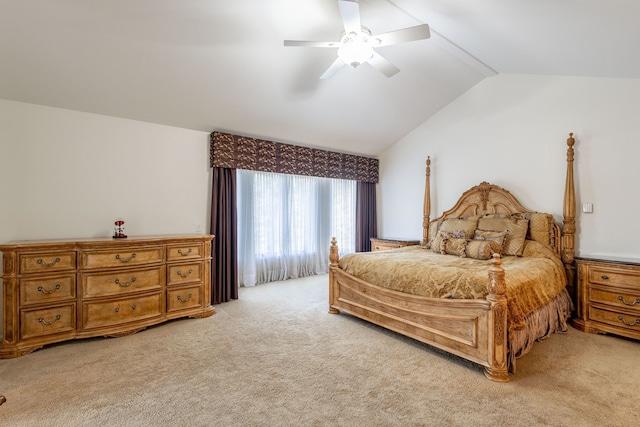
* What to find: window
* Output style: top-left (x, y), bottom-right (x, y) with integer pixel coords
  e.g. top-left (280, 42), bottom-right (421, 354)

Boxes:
top-left (237, 169), bottom-right (355, 286)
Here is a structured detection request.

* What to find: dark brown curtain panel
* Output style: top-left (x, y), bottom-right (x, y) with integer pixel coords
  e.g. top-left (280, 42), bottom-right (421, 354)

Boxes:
top-left (210, 167), bottom-right (238, 304)
top-left (355, 181), bottom-right (377, 252)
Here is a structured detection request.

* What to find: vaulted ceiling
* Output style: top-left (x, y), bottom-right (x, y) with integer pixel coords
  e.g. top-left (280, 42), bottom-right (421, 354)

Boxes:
top-left (1, 1), bottom-right (639, 156)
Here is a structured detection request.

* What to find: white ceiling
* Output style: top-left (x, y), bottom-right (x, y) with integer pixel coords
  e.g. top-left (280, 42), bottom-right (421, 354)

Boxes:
top-left (1, 1), bottom-right (639, 156)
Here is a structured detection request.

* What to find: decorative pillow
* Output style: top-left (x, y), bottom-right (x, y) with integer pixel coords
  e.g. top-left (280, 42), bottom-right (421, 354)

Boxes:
top-left (465, 240), bottom-right (494, 260)
top-left (477, 216), bottom-right (529, 256)
top-left (429, 218), bottom-right (478, 253)
top-left (427, 220), bottom-right (441, 248)
top-left (473, 229), bottom-right (507, 254)
top-left (440, 237), bottom-right (468, 257)
top-left (512, 212), bottom-right (555, 247)
top-left (506, 220), bottom-right (529, 256)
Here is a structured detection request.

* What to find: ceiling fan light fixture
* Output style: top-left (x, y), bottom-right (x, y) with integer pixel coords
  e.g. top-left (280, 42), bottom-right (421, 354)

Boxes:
top-left (337, 33), bottom-right (373, 68)
top-left (283, 1), bottom-right (431, 78)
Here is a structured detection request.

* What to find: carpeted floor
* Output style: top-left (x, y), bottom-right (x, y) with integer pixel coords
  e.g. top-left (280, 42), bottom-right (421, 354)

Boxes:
top-left (0, 274), bottom-right (638, 426)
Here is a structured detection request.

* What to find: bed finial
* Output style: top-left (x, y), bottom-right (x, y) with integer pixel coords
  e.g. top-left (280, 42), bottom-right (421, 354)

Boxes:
top-left (566, 133), bottom-right (575, 160)
top-left (330, 237), bottom-right (339, 266)
top-left (423, 156), bottom-right (431, 246)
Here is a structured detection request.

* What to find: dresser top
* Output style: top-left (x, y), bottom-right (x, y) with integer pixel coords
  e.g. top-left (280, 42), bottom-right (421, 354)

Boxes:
top-left (0, 234), bottom-right (214, 250)
top-left (370, 237), bottom-right (421, 243)
top-left (577, 255), bottom-right (640, 267)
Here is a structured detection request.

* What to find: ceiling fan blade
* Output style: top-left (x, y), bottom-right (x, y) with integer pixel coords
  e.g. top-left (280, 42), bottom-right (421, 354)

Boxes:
top-left (372, 24), bottom-right (431, 47)
top-left (338, 0), bottom-right (361, 35)
top-left (367, 51), bottom-right (400, 78)
top-left (320, 57), bottom-right (346, 79)
top-left (284, 40), bottom-right (339, 48)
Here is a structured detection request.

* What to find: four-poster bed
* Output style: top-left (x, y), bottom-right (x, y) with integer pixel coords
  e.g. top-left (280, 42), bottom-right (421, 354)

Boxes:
top-left (328, 133), bottom-right (577, 382)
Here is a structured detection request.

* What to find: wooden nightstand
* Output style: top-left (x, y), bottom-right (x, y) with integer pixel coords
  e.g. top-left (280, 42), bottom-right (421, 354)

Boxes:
top-left (572, 256), bottom-right (640, 340)
top-left (370, 238), bottom-right (420, 252)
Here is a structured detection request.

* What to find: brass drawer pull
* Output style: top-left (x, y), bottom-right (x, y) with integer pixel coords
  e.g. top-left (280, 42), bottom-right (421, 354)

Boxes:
top-left (115, 305), bottom-right (136, 313)
top-left (37, 284), bottom-right (61, 294)
top-left (177, 293), bottom-right (193, 303)
top-left (177, 269), bottom-right (193, 278)
top-left (601, 275), bottom-right (609, 280)
top-left (618, 296), bottom-right (640, 306)
top-left (115, 277), bottom-right (136, 287)
top-left (37, 314), bottom-right (61, 326)
top-left (177, 248), bottom-right (193, 256)
top-left (115, 253), bottom-right (136, 263)
top-left (37, 257), bottom-right (61, 268)
top-left (618, 315), bottom-right (640, 327)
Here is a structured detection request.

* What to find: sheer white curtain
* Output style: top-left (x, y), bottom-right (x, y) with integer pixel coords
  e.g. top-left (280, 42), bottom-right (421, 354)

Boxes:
top-left (237, 169), bottom-right (356, 287)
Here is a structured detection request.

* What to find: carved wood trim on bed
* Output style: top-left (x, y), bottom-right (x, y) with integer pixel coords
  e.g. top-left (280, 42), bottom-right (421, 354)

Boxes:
top-left (329, 133), bottom-right (577, 382)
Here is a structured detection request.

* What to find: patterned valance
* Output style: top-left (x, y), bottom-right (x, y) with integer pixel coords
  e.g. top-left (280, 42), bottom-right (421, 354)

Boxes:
top-left (210, 131), bottom-right (378, 183)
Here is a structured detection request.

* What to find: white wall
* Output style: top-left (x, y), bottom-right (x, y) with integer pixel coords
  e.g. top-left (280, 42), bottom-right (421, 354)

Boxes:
top-left (378, 74), bottom-right (640, 259)
top-left (0, 99), bottom-right (212, 243)
top-left (0, 99), bottom-right (212, 331)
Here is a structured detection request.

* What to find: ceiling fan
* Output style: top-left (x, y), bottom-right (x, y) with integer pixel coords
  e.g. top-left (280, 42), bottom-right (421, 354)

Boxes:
top-left (284, 0), bottom-right (430, 79)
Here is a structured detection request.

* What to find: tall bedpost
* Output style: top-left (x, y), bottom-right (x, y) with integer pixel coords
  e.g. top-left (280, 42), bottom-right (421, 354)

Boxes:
top-left (422, 157), bottom-right (431, 245)
top-left (562, 133), bottom-right (577, 299)
top-left (328, 237), bottom-right (340, 314)
top-left (485, 253), bottom-right (509, 382)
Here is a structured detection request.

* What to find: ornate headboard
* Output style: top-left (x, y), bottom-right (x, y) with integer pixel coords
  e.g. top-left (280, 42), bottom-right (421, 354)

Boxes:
top-left (437, 181), bottom-right (536, 219)
top-left (429, 181), bottom-right (562, 257)
top-left (422, 133), bottom-right (577, 286)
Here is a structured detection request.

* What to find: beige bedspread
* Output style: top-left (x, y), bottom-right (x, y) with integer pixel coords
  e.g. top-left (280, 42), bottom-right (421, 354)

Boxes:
top-left (338, 240), bottom-right (567, 331)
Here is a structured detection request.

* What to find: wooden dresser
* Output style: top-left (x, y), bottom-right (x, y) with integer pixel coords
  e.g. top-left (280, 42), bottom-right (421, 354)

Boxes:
top-left (370, 237), bottom-right (420, 252)
top-left (0, 234), bottom-right (214, 359)
top-left (572, 256), bottom-right (640, 340)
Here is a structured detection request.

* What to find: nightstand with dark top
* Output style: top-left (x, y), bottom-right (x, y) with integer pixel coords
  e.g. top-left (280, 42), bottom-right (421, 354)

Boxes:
top-left (370, 237), bottom-right (421, 252)
top-left (572, 256), bottom-right (640, 340)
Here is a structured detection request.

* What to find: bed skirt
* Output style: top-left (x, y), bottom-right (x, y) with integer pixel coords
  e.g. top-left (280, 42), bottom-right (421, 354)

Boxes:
top-left (508, 288), bottom-right (574, 372)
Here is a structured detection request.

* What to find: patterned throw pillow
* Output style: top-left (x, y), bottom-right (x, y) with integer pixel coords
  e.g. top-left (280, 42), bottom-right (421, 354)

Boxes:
top-left (429, 218), bottom-right (478, 253)
top-left (465, 240), bottom-right (494, 260)
top-left (477, 216), bottom-right (529, 256)
top-left (427, 220), bottom-right (440, 248)
top-left (473, 229), bottom-right (507, 254)
top-left (512, 212), bottom-right (555, 247)
top-left (439, 237), bottom-right (468, 257)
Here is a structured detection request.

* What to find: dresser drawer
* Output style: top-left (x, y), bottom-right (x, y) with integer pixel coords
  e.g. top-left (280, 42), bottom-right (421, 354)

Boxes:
top-left (80, 246), bottom-right (164, 270)
top-left (589, 305), bottom-right (640, 333)
top-left (20, 304), bottom-right (76, 339)
top-left (373, 242), bottom-right (400, 251)
top-left (82, 293), bottom-right (163, 329)
top-left (81, 266), bottom-right (165, 299)
top-left (20, 274), bottom-right (76, 305)
top-left (19, 252), bottom-right (76, 274)
top-left (588, 266), bottom-right (640, 289)
top-left (167, 285), bottom-right (203, 313)
top-left (167, 262), bottom-right (203, 286)
top-left (589, 286), bottom-right (640, 315)
top-left (370, 238), bottom-right (420, 252)
top-left (167, 243), bottom-right (204, 261)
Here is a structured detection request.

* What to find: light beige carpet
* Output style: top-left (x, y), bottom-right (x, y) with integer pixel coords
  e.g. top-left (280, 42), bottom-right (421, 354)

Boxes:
top-left (1, 274), bottom-right (638, 426)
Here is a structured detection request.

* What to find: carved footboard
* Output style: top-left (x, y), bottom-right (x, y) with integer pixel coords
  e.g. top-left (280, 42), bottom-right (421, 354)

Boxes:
top-left (329, 239), bottom-right (509, 382)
